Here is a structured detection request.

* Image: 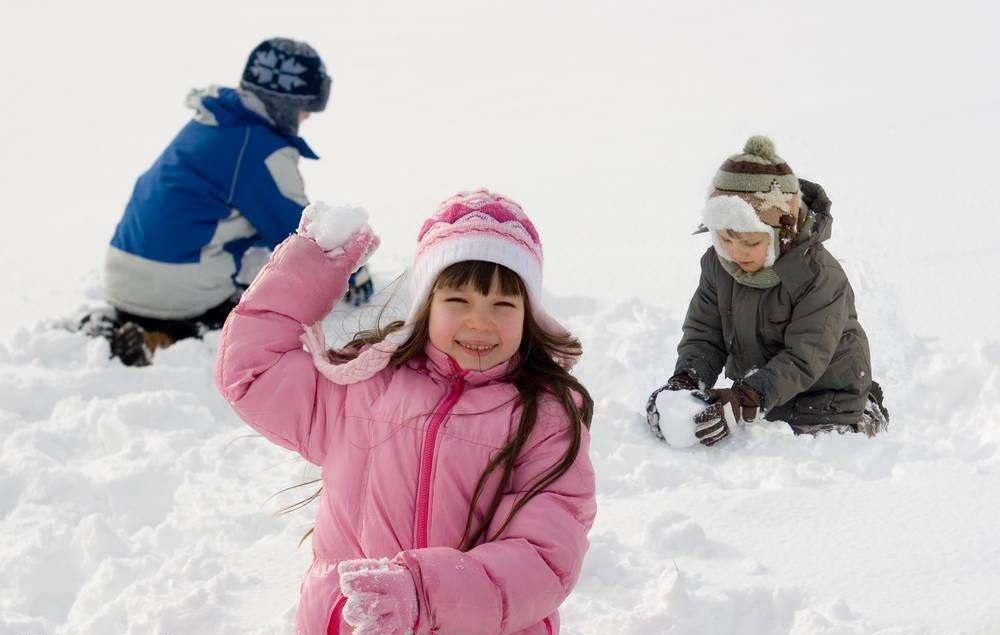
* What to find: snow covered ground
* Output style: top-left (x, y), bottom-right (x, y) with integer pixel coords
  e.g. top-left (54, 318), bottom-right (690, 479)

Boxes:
top-left (3, 1), bottom-right (1000, 634)
top-left (3, 275), bottom-right (999, 634)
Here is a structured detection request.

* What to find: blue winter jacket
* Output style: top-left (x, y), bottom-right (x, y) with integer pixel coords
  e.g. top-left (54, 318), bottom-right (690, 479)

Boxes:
top-left (105, 86), bottom-right (317, 319)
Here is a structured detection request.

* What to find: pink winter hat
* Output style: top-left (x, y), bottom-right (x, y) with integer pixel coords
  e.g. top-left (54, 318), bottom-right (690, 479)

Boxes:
top-left (305, 189), bottom-right (573, 385)
top-left (407, 189), bottom-right (567, 335)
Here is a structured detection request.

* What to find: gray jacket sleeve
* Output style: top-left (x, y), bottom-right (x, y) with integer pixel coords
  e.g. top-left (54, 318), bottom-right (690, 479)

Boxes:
top-left (744, 265), bottom-right (849, 410)
top-left (675, 250), bottom-right (727, 387)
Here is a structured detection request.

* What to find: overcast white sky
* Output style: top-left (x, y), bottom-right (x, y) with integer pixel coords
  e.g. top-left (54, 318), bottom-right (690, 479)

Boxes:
top-left (2, 0), bottom-right (998, 342)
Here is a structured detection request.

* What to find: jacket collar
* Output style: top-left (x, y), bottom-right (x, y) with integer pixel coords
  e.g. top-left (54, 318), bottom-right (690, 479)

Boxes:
top-left (772, 244), bottom-right (813, 295)
top-left (196, 86), bottom-right (320, 159)
top-left (420, 343), bottom-right (514, 387)
top-left (773, 178), bottom-right (833, 295)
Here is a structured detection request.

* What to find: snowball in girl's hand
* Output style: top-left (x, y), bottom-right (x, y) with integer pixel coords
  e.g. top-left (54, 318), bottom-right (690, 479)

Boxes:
top-left (654, 390), bottom-right (706, 448)
top-left (302, 202), bottom-right (370, 251)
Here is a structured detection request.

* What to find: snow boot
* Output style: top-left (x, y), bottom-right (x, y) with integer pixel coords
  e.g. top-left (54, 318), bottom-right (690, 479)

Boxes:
top-left (110, 322), bottom-right (152, 367)
top-left (110, 322), bottom-right (177, 367)
top-left (77, 309), bottom-right (118, 339)
top-left (858, 381), bottom-right (890, 437)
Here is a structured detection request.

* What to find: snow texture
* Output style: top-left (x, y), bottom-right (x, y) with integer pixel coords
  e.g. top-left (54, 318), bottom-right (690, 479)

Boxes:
top-left (2, 270), bottom-right (999, 634)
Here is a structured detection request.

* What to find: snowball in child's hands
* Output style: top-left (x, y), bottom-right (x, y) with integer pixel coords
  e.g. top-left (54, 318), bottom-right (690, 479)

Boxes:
top-left (299, 202), bottom-right (371, 252)
top-left (654, 390), bottom-right (706, 448)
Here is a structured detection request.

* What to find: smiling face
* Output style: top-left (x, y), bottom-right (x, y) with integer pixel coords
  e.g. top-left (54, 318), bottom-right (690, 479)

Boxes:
top-left (717, 229), bottom-right (772, 272)
top-left (427, 264), bottom-right (526, 371)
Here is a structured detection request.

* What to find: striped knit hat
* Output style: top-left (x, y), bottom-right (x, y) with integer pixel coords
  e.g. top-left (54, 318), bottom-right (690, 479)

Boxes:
top-left (305, 189), bottom-right (573, 385)
top-left (701, 135), bottom-right (801, 265)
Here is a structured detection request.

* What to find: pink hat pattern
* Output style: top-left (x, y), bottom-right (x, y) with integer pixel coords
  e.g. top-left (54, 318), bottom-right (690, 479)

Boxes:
top-left (417, 191), bottom-right (542, 259)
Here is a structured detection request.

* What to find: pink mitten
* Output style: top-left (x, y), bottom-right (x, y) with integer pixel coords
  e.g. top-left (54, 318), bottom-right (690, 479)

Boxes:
top-left (338, 558), bottom-right (418, 635)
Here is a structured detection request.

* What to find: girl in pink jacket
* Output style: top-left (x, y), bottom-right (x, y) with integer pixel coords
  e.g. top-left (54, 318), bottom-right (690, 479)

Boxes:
top-left (215, 189), bottom-right (597, 635)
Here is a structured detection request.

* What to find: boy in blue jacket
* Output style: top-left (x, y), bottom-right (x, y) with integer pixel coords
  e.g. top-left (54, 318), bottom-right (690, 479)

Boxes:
top-left (97, 37), bottom-right (372, 365)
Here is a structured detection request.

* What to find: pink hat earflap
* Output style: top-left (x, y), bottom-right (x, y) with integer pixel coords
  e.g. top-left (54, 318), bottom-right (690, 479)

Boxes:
top-left (299, 322), bottom-right (412, 385)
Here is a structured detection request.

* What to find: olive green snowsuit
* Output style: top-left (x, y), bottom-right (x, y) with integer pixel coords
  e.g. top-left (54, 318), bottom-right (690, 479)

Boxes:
top-left (675, 180), bottom-right (878, 431)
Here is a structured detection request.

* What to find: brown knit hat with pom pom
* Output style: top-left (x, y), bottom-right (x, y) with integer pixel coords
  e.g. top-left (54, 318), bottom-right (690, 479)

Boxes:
top-left (706, 135), bottom-right (802, 255)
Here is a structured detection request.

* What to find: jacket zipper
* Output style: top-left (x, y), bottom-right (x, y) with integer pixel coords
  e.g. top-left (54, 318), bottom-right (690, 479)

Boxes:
top-left (327, 595), bottom-right (346, 635)
top-left (414, 372), bottom-right (466, 548)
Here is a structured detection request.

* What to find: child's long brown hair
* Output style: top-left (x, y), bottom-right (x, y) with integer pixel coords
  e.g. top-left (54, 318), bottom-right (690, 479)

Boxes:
top-left (281, 260), bottom-right (593, 550)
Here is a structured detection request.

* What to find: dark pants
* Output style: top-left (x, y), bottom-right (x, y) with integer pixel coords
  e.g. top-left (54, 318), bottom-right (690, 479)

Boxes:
top-left (116, 299), bottom-right (238, 342)
top-left (767, 381), bottom-right (889, 436)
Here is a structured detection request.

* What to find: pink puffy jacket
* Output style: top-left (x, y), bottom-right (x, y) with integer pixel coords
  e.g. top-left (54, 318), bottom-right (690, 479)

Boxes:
top-left (215, 233), bottom-right (597, 635)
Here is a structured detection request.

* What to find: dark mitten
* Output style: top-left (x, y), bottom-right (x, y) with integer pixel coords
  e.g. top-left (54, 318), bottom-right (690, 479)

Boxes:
top-left (692, 381), bottom-right (762, 446)
top-left (665, 369), bottom-right (699, 391)
top-left (693, 403), bottom-right (730, 446)
top-left (645, 386), bottom-right (667, 441)
top-left (703, 381), bottom-right (762, 424)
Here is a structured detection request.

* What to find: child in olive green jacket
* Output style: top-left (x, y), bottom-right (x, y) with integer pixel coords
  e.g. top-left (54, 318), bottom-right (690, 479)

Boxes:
top-left (646, 136), bottom-right (889, 446)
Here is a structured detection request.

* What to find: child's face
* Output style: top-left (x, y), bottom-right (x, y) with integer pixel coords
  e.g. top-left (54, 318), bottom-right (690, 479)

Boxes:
top-left (428, 273), bottom-right (525, 371)
top-left (717, 229), bottom-right (771, 272)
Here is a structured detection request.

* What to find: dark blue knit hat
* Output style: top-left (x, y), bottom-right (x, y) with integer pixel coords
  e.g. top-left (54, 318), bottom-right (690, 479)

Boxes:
top-left (240, 38), bottom-right (331, 117)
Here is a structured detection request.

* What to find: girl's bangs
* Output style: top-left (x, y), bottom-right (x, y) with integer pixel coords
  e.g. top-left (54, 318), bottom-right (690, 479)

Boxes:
top-left (433, 261), bottom-right (525, 297)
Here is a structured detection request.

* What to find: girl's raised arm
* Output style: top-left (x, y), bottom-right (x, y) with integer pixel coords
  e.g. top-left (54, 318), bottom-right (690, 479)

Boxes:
top-left (214, 204), bottom-right (378, 465)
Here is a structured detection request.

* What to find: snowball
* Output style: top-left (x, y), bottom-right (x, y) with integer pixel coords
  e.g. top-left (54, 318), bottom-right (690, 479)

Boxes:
top-left (654, 390), bottom-right (706, 448)
top-left (302, 202), bottom-right (370, 251)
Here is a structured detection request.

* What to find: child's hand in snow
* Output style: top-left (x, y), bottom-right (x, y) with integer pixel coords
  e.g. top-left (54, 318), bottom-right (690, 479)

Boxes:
top-left (703, 382), bottom-right (762, 424)
top-left (693, 402), bottom-right (733, 446)
top-left (297, 202), bottom-right (380, 264)
top-left (664, 369), bottom-right (699, 391)
top-left (693, 381), bottom-right (762, 446)
top-left (338, 558), bottom-right (418, 635)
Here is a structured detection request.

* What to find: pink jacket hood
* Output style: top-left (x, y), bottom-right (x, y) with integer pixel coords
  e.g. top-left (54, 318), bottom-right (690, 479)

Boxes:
top-left (215, 233), bottom-right (596, 635)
